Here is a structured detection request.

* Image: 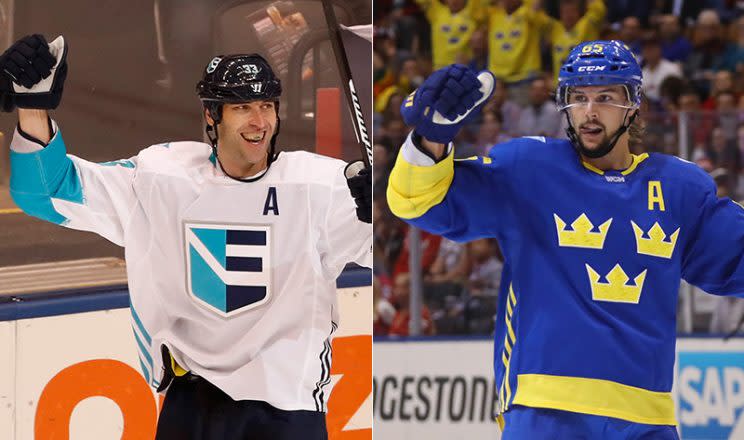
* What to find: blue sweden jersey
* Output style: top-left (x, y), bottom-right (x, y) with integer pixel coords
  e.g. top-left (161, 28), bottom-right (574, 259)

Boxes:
top-left (387, 135), bottom-right (744, 434)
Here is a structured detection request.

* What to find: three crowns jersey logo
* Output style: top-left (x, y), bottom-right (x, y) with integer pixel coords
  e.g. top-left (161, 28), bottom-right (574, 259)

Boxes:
top-left (631, 221), bottom-right (680, 259)
top-left (185, 222), bottom-right (271, 317)
top-left (586, 264), bottom-right (647, 304)
top-left (554, 206), bottom-right (682, 304)
top-left (554, 213), bottom-right (612, 249)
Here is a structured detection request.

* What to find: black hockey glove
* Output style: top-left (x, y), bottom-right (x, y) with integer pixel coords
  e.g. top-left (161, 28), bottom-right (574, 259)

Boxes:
top-left (345, 161), bottom-right (372, 224)
top-left (0, 34), bottom-right (67, 110)
top-left (0, 74), bottom-right (15, 112)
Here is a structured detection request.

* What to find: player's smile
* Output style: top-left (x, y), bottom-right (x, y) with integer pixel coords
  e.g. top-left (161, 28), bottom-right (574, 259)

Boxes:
top-left (211, 100), bottom-right (278, 175)
top-left (241, 131), bottom-right (266, 146)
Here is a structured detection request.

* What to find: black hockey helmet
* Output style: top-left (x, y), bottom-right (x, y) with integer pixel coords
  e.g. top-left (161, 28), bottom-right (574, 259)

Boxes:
top-left (196, 53), bottom-right (282, 182)
top-left (197, 53), bottom-right (282, 123)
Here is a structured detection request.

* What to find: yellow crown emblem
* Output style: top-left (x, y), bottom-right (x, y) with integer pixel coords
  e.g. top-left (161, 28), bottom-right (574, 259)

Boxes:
top-left (586, 264), bottom-right (647, 303)
top-left (554, 213), bottom-right (612, 249)
top-left (631, 221), bottom-right (679, 259)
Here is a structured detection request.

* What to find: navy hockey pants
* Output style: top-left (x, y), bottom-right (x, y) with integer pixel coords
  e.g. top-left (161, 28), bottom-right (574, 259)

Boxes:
top-left (154, 374), bottom-right (328, 440)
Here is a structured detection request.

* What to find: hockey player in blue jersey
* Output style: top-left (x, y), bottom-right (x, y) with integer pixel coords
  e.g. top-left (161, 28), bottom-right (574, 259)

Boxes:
top-left (387, 40), bottom-right (744, 439)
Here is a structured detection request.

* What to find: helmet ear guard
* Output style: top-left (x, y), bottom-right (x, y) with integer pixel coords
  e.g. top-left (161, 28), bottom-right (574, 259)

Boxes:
top-left (204, 101), bottom-right (222, 124)
top-left (203, 102), bottom-right (222, 152)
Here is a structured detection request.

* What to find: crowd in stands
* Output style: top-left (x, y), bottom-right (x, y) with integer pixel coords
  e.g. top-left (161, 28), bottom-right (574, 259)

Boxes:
top-left (373, 0), bottom-right (744, 336)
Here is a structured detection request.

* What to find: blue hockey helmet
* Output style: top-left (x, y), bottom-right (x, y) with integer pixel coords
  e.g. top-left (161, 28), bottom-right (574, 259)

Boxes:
top-left (556, 40), bottom-right (642, 110)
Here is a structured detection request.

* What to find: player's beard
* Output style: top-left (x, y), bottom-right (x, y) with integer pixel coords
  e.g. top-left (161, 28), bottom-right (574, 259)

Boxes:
top-left (577, 122), bottom-right (615, 159)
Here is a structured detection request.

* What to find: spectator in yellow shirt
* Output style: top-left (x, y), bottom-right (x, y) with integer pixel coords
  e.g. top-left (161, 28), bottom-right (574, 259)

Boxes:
top-left (416, 0), bottom-right (487, 69)
top-left (487, 0), bottom-right (550, 104)
top-left (544, 0), bottom-right (607, 80)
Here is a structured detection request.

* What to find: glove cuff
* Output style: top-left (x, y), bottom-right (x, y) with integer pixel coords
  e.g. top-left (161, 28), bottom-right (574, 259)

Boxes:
top-left (411, 131), bottom-right (451, 163)
top-left (16, 116), bottom-right (53, 147)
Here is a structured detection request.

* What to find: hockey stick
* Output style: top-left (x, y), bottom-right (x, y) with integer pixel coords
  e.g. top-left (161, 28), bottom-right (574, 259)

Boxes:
top-left (320, 0), bottom-right (373, 167)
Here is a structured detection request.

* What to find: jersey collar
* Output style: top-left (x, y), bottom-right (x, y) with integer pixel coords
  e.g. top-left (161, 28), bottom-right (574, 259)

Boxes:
top-left (581, 153), bottom-right (649, 176)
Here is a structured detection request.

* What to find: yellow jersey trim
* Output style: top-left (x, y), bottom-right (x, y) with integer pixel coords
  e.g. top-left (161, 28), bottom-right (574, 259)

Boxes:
top-left (170, 354), bottom-right (188, 377)
top-left (496, 414), bottom-right (505, 431)
top-left (512, 374), bottom-right (677, 426)
top-left (621, 153), bottom-right (649, 175)
top-left (499, 284), bottom-right (518, 413)
top-left (456, 156), bottom-right (492, 164)
top-left (581, 153), bottom-right (649, 177)
top-left (581, 160), bottom-right (604, 175)
top-left (386, 149), bottom-right (455, 219)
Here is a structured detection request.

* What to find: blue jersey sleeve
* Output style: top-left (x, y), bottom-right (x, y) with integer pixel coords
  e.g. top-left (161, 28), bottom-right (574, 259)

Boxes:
top-left (681, 175), bottom-right (744, 297)
top-left (387, 136), bottom-right (520, 242)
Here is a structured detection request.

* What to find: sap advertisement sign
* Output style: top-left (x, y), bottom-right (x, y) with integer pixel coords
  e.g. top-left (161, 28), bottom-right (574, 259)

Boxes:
top-left (374, 337), bottom-right (744, 440)
top-left (677, 339), bottom-right (744, 440)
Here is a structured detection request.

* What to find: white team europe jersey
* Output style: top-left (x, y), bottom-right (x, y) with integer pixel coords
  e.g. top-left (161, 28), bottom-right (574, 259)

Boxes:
top-left (9, 122), bottom-right (372, 412)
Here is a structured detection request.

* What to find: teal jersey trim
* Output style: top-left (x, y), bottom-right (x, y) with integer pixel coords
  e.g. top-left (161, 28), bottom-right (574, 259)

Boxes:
top-left (138, 358), bottom-right (151, 385)
top-left (130, 305), bottom-right (152, 345)
top-left (132, 329), bottom-right (153, 367)
top-left (98, 159), bottom-right (135, 169)
top-left (9, 130), bottom-right (83, 225)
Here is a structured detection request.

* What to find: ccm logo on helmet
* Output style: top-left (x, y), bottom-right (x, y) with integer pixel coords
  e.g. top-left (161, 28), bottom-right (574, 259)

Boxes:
top-left (577, 66), bottom-right (606, 72)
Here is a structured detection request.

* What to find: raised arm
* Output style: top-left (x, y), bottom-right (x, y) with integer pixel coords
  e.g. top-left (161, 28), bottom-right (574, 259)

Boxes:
top-left (0, 35), bottom-right (59, 144)
top-left (386, 64), bottom-right (520, 242)
top-left (1, 35), bottom-right (138, 246)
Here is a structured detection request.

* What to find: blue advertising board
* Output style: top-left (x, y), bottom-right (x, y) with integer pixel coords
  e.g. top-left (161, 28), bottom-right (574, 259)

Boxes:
top-left (677, 339), bottom-right (744, 440)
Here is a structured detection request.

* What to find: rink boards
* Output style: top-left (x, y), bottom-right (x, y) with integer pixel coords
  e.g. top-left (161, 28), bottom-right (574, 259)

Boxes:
top-left (0, 267), bottom-right (371, 440)
top-left (1, 267), bottom-right (741, 440)
top-left (374, 336), bottom-right (744, 440)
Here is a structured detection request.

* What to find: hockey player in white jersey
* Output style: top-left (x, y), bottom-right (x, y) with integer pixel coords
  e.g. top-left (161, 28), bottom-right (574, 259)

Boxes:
top-left (0, 35), bottom-right (371, 439)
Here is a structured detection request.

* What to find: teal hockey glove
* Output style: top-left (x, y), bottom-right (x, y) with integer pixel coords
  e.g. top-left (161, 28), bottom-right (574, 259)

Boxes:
top-left (400, 64), bottom-right (494, 144)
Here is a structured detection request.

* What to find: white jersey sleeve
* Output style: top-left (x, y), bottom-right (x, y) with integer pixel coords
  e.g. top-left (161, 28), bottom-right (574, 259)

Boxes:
top-left (319, 162), bottom-right (373, 277)
top-left (10, 122), bottom-right (139, 246)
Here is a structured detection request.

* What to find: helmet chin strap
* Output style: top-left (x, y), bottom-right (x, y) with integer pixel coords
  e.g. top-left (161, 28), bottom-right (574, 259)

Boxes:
top-left (564, 109), bottom-right (638, 159)
top-left (205, 107), bottom-right (280, 183)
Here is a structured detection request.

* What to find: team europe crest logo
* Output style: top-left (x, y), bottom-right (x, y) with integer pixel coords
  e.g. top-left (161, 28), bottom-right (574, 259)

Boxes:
top-left (185, 222), bottom-right (272, 317)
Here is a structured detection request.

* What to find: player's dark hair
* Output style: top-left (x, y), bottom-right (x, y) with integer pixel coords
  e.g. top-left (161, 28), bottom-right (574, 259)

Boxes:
top-left (628, 113), bottom-right (646, 149)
